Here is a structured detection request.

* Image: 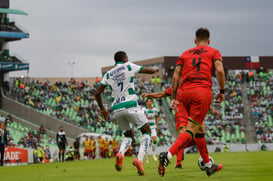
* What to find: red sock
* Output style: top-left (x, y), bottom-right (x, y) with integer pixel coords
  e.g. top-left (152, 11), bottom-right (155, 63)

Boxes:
top-left (169, 131), bottom-right (193, 156)
top-left (185, 139), bottom-right (195, 148)
top-left (176, 148), bottom-right (184, 165)
top-left (195, 136), bottom-right (210, 164)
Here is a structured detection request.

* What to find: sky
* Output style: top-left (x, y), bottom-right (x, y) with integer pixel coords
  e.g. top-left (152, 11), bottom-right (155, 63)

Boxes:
top-left (8, 0), bottom-right (273, 78)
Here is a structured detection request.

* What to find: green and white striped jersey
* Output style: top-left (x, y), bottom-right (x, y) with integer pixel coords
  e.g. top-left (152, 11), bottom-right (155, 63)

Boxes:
top-left (100, 62), bottom-right (143, 111)
top-left (143, 107), bottom-right (159, 126)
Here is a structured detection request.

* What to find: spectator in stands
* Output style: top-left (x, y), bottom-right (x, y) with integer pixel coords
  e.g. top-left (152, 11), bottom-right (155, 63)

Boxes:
top-left (18, 138), bottom-right (26, 148)
top-left (150, 76), bottom-right (156, 84)
top-left (38, 145), bottom-right (44, 162)
top-left (104, 137), bottom-right (111, 158)
top-left (83, 136), bottom-right (90, 159)
top-left (6, 114), bottom-right (13, 123)
top-left (65, 146), bottom-right (74, 161)
top-left (98, 136), bottom-right (104, 159)
top-left (89, 136), bottom-right (96, 159)
top-left (0, 122), bottom-right (8, 166)
top-left (111, 137), bottom-right (119, 157)
top-left (260, 142), bottom-right (267, 151)
top-left (223, 144), bottom-right (229, 152)
top-left (33, 147), bottom-right (39, 163)
top-left (44, 145), bottom-right (51, 160)
top-left (95, 76), bottom-right (100, 84)
top-left (20, 83), bottom-right (25, 89)
top-left (155, 75), bottom-right (161, 87)
top-left (2, 81), bottom-right (10, 93)
top-left (39, 124), bottom-right (46, 135)
top-left (0, 115), bottom-right (5, 122)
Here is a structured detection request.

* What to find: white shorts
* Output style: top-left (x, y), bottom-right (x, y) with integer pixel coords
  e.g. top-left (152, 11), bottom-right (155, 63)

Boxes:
top-left (113, 107), bottom-right (148, 131)
top-left (150, 125), bottom-right (157, 137)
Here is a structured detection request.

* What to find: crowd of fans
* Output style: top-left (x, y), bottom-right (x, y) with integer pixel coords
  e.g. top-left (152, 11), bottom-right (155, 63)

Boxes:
top-left (205, 75), bottom-right (246, 145)
top-left (5, 79), bottom-right (103, 128)
top-left (4, 78), bottom-right (174, 147)
top-left (249, 72), bottom-right (273, 143)
top-left (3, 71), bottom-right (273, 149)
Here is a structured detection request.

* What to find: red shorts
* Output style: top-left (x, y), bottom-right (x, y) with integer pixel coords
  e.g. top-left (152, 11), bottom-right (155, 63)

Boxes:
top-left (112, 148), bottom-right (118, 152)
top-left (84, 149), bottom-right (90, 153)
top-left (181, 88), bottom-right (212, 125)
top-left (175, 103), bottom-right (188, 130)
top-left (90, 149), bottom-right (95, 153)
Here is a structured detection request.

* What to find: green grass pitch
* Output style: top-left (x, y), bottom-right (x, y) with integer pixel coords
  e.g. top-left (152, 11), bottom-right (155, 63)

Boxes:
top-left (0, 151), bottom-right (272, 181)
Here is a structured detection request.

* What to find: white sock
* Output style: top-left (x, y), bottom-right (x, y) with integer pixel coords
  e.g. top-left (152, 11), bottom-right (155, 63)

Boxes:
top-left (205, 161), bottom-right (212, 168)
top-left (138, 134), bottom-right (151, 162)
top-left (167, 151), bottom-right (173, 160)
top-left (152, 143), bottom-right (156, 154)
top-left (119, 137), bottom-right (132, 156)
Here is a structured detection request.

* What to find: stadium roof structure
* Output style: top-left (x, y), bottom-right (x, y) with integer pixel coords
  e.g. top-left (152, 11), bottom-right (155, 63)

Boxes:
top-left (0, 31), bottom-right (29, 39)
top-left (0, 8), bottom-right (28, 15)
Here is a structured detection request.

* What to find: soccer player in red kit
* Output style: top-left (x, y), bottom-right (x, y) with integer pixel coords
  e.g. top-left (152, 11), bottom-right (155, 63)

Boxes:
top-left (142, 86), bottom-right (189, 168)
top-left (142, 86), bottom-right (219, 169)
top-left (158, 27), bottom-right (225, 177)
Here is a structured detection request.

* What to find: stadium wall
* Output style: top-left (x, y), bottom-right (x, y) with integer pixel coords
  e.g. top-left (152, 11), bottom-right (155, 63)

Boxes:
top-left (153, 143), bottom-right (273, 155)
top-left (22, 143), bottom-right (273, 164)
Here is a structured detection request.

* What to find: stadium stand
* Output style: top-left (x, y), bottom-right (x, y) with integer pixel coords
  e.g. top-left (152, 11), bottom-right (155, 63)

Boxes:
top-left (3, 78), bottom-right (174, 147)
top-left (3, 71), bottom-right (273, 147)
top-left (250, 72), bottom-right (273, 143)
top-left (205, 76), bottom-right (246, 144)
top-left (0, 114), bottom-right (57, 150)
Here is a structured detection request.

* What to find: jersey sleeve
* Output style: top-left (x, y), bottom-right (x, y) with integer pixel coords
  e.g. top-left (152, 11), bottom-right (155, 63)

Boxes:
top-left (176, 54), bottom-right (184, 66)
top-left (100, 72), bottom-right (109, 86)
top-left (213, 50), bottom-right (223, 62)
top-left (164, 87), bottom-right (172, 96)
top-left (142, 107), bottom-right (147, 116)
top-left (129, 62), bottom-right (143, 74)
top-left (155, 108), bottom-right (160, 117)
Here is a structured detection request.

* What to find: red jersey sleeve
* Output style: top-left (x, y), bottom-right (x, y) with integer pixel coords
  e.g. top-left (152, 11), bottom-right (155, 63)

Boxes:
top-left (164, 87), bottom-right (172, 96)
top-left (176, 54), bottom-right (184, 66)
top-left (213, 50), bottom-right (223, 62)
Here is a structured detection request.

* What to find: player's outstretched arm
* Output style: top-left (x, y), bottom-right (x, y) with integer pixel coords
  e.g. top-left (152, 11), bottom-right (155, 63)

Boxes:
top-left (214, 60), bottom-right (225, 103)
top-left (141, 92), bottom-right (167, 99)
top-left (155, 115), bottom-right (160, 133)
top-left (95, 85), bottom-right (109, 121)
top-left (171, 65), bottom-right (182, 111)
top-left (140, 67), bottom-right (159, 74)
top-left (209, 105), bottom-right (220, 116)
